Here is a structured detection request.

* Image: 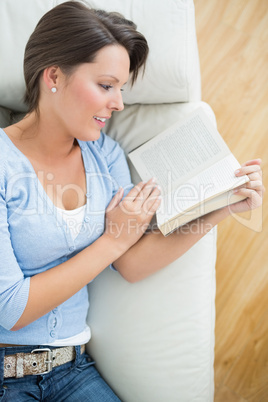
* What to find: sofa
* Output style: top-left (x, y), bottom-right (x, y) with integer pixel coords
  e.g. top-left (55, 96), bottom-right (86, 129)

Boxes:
top-left (0, 0), bottom-right (217, 401)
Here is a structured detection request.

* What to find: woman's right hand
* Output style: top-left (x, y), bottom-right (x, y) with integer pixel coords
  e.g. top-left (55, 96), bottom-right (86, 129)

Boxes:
top-left (103, 178), bottom-right (161, 253)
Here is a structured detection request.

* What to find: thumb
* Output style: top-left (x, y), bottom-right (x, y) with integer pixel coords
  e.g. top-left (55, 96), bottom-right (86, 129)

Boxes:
top-left (106, 187), bottom-right (124, 212)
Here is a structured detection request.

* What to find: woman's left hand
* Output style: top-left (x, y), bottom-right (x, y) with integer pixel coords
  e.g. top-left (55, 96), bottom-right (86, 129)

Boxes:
top-left (229, 158), bottom-right (264, 214)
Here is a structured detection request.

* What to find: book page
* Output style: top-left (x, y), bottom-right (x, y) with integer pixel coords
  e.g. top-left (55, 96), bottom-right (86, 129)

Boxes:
top-left (156, 153), bottom-right (249, 226)
top-left (128, 108), bottom-right (230, 195)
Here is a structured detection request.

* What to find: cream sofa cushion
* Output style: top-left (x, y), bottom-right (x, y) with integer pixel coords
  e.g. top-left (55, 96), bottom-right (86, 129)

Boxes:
top-left (88, 227), bottom-right (216, 402)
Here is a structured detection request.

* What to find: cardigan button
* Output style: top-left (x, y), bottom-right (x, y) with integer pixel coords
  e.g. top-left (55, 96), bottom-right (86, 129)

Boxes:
top-left (69, 246), bottom-right (75, 252)
top-left (50, 330), bottom-right (56, 338)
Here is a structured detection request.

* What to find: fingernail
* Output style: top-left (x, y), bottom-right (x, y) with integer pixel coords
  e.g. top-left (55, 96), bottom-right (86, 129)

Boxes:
top-left (235, 169), bottom-right (240, 175)
top-left (151, 177), bottom-right (157, 183)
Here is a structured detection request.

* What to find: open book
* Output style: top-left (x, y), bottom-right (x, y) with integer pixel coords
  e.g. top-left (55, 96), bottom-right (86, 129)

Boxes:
top-left (128, 108), bottom-right (249, 236)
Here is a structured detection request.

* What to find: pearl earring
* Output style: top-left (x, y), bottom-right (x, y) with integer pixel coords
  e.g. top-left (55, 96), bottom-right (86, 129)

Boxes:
top-left (51, 87), bottom-right (57, 93)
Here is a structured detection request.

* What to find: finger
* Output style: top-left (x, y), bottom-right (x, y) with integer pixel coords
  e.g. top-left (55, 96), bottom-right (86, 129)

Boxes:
top-left (233, 186), bottom-right (264, 197)
top-left (146, 196), bottom-right (162, 215)
top-left (234, 182), bottom-right (265, 196)
top-left (235, 165), bottom-right (261, 176)
top-left (233, 188), bottom-right (254, 197)
top-left (247, 172), bottom-right (262, 181)
top-left (139, 179), bottom-right (159, 203)
top-left (132, 178), bottom-right (157, 204)
top-left (124, 181), bottom-right (146, 202)
top-left (232, 187), bottom-right (263, 209)
top-left (142, 187), bottom-right (161, 213)
top-left (246, 180), bottom-right (263, 190)
top-left (106, 187), bottom-right (124, 212)
top-left (241, 159), bottom-right (262, 167)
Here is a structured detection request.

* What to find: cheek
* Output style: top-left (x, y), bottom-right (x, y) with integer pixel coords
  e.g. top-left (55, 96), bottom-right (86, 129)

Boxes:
top-left (72, 82), bottom-right (103, 111)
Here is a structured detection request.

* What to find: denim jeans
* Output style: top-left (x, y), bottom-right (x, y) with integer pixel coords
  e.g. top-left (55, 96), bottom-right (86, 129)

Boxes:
top-left (0, 345), bottom-right (121, 401)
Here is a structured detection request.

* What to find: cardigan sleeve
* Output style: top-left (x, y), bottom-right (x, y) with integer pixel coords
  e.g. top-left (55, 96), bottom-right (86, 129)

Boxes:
top-left (0, 187), bottom-right (30, 330)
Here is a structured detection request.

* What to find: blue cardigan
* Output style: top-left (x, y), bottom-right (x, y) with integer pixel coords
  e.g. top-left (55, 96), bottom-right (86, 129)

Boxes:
top-left (0, 129), bottom-right (132, 345)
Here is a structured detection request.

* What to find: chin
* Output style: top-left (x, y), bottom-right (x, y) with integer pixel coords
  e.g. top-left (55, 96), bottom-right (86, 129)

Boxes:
top-left (77, 127), bottom-right (101, 142)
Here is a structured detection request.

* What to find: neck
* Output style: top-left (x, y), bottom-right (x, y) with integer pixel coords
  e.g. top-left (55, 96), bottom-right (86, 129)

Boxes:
top-left (16, 111), bottom-right (77, 161)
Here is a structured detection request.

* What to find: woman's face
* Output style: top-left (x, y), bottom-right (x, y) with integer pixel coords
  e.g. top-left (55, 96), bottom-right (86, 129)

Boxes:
top-left (52, 45), bottom-right (130, 141)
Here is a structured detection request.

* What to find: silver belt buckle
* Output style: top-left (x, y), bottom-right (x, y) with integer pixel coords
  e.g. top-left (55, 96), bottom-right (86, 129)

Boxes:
top-left (31, 348), bottom-right (53, 375)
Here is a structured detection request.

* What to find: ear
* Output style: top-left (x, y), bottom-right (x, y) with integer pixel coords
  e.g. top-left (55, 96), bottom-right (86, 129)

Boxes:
top-left (42, 66), bottom-right (60, 91)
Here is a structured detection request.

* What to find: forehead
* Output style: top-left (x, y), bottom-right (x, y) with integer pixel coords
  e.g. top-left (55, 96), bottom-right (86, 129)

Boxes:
top-left (75, 45), bottom-right (130, 82)
top-left (62, 45), bottom-right (130, 86)
top-left (94, 45), bottom-right (130, 63)
top-left (94, 45), bottom-right (130, 74)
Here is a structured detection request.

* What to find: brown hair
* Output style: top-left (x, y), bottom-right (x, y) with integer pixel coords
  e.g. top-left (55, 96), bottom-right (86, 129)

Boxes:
top-left (23, 1), bottom-right (149, 113)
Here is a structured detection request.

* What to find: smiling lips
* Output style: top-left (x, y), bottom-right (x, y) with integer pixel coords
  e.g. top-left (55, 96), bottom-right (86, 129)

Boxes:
top-left (93, 115), bottom-right (109, 128)
top-left (94, 116), bottom-right (107, 122)
top-left (93, 116), bottom-right (110, 127)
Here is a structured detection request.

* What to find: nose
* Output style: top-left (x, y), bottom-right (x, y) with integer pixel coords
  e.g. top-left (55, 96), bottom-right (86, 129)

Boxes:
top-left (109, 90), bottom-right (124, 112)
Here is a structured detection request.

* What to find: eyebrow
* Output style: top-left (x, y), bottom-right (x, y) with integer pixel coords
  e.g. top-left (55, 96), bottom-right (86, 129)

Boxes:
top-left (98, 75), bottom-right (120, 83)
top-left (98, 75), bottom-right (128, 85)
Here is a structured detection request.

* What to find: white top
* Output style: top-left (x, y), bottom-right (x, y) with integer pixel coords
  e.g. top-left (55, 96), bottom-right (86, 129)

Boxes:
top-left (46, 325), bottom-right (91, 347)
top-left (48, 204), bottom-right (91, 346)
top-left (56, 204), bottom-right (87, 240)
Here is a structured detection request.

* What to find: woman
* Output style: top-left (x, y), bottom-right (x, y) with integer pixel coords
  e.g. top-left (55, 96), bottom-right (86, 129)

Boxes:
top-left (0, 1), bottom-right (264, 401)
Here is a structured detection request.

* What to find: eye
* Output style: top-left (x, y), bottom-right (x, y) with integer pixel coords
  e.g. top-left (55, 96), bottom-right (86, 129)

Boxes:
top-left (100, 84), bottom-right (113, 91)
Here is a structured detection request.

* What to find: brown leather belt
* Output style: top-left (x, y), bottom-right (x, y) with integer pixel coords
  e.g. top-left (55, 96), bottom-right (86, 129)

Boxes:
top-left (3, 344), bottom-right (85, 378)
